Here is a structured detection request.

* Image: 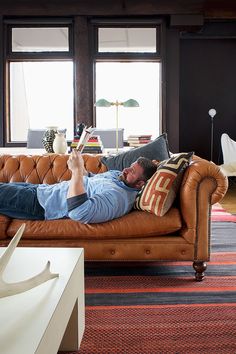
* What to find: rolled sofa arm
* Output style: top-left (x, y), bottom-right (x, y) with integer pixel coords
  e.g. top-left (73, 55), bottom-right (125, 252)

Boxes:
top-left (179, 156), bottom-right (228, 259)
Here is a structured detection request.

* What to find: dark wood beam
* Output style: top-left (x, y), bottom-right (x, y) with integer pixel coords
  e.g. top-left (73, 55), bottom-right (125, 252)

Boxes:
top-left (170, 14), bottom-right (204, 30)
top-left (74, 16), bottom-right (93, 128)
top-left (0, 0), bottom-right (236, 19)
top-left (204, 0), bottom-right (236, 19)
top-left (0, 16), bottom-right (3, 145)
top-left (166, 28), bottom-right (180, 153)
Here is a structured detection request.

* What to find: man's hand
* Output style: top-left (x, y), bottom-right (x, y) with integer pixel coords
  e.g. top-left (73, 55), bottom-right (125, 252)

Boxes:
top-left (67, 149), bottom-right (87, 176)
top-left (67, 150), bottom-right (86, 198)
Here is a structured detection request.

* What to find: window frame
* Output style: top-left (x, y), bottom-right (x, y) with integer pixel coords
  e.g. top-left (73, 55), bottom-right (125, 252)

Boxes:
top-left (91, 18), bottom-right (164, 141)
top-left (92, 18), bottom-right (162, 61)
top-left (1, 16), bottom-right (166, 147)
top-left (4, 18), bottom-right (74, 146)
top-left (6, 18), bottom-right (74, 59)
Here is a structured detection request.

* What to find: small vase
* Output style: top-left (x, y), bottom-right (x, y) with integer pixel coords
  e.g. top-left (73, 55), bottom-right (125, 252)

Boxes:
top-left (53, 133), bottom-right (68, 154)
top-left (42, 126), bottom-right (58, 153)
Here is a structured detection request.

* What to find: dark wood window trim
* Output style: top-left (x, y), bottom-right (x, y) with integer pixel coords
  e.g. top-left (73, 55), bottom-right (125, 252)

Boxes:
top-left (5, 18), bottom-right (73, 58)
top-left (91, 17), bottom-right (162, 60)
top-left (3, 17), bottom-right (74, 146)
top-left (0, 15), bottom-right (167, 147)
top-left (0, 16), bottom-right (4, 146)
top-left (90, 17), bottom-right (166, 136)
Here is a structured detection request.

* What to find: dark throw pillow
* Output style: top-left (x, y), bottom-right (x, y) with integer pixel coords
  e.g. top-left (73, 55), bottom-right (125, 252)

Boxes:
top-left (101, 133), bottom-right (170, 171)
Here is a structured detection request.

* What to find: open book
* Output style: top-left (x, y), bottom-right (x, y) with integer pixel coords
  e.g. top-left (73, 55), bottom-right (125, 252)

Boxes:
top-left (76, 126), bottom-right (95, 152)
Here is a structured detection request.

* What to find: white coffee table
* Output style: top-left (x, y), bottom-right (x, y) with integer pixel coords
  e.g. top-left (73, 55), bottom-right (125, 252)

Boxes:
top-left (0, 247), bottom-right (85, 354)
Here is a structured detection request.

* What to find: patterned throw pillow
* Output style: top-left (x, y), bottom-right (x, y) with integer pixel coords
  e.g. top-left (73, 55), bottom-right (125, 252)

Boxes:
top-left (134, 152), bottom-right (194, 217)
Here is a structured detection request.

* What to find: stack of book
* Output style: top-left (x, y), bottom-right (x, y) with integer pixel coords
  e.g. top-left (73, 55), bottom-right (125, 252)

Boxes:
top-left (127, 134), bottom-right (152, 147)
top-left (82, 135), bottom-right (103, 154)
top-left (70, 135), bottom-right (103, 154)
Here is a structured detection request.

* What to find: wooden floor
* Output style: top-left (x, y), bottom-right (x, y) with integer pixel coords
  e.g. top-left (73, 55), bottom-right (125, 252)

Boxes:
top-left (219, 179), bottom-right (236, 213)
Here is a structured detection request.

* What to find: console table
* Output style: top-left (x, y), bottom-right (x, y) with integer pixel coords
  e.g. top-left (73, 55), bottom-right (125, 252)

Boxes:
top-left (0, 147), bottom-right (133, 155)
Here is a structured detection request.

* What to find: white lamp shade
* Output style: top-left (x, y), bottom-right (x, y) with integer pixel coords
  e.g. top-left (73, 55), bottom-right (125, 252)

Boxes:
top-left (208, 108), bottom-right (217, 118)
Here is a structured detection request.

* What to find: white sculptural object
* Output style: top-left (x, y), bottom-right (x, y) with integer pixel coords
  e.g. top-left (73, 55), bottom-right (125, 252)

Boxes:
top-left (0, 224), bottom-right (59, 298)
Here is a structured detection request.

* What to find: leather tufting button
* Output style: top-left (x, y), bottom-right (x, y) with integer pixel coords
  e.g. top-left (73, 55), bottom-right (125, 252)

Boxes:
top-left (181, 250), bottom-right (186, 255)
top-left (145, 249), bottom-right (151, 255)
top-left (110, 249), bottom-right (116, 255)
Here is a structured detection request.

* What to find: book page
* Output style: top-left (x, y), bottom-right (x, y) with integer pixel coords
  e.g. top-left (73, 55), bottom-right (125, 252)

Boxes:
top-left (76, 126), bottom-right (95, 152)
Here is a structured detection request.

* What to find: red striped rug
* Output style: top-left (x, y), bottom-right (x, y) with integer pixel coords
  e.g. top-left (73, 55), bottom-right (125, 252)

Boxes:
top-left (211, 203), bottom-right (236, 222)
top-left (79, 304), bottom-right (236, 353)
top-left (59, 211), bottom-right (236, 354)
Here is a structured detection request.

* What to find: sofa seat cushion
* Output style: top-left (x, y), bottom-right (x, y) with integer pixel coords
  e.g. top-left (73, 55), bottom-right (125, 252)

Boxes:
top-left (7, 208), bottom-right (182, 241)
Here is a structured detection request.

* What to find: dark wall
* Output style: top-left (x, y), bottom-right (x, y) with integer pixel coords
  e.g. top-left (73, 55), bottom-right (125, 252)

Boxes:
top-left (179, 26), bottom-right (236, 163)
top-left (1, 1), bottom-right (236, 155)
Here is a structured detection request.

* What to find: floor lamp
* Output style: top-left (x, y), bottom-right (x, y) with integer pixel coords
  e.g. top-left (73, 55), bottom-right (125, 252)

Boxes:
top-left (208, 108), bottom-right (217, 161)
top-left (94, 98), bottom-right (139, 153)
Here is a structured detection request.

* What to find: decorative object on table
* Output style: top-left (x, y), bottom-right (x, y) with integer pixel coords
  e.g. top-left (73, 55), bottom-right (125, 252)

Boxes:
top-left (70, 122), bottom-right (85, 151)
top-left (127, 134), bottom-right (152, 147)
top-left (42, 126), bottom-right (58, 153)
top-left (208, 108), bottom-right (217, 161)
top-left (27, 128), bottom-right (67, 149)
top-left (52, 132), bottom-right (68, 154)
top-left (94, 98), bottom-right (139, 153)
top-left (76, 122), bottom-right (86, 139)
top-left (0, 224), bottom-right (59, 298)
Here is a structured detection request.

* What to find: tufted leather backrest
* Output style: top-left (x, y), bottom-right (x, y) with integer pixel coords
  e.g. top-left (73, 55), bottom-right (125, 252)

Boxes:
top-left (0, 153), bottom-right (107, 184)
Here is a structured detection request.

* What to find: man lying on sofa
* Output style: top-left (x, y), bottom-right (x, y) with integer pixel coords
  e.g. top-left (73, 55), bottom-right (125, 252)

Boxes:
top-left (0, 150), bottom-right (157, 224)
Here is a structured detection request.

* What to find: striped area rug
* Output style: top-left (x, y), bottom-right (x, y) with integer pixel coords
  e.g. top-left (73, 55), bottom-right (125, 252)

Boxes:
top-left (211, 202), bottom-right (236, 222)
top-left (59, 207), bottom-right (236, 354)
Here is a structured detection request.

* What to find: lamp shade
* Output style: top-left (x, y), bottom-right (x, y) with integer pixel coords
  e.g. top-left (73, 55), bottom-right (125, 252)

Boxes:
top-left (123, 99), bottom-right (139, 107)
top-left (94, 99), bottom-right (112, 107)
top-left (94, 97), bottom-right (139, 153)
top-left (208, 108), bottom-right (217, 118)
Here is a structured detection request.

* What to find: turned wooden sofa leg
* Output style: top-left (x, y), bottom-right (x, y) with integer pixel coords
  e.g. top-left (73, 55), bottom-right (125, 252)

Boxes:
top-left (193, 261), bottom-right (207, 281)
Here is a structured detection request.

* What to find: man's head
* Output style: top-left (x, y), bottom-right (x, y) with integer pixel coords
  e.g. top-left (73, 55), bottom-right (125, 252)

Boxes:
top-left (119, 157), bottom-right (157, 189)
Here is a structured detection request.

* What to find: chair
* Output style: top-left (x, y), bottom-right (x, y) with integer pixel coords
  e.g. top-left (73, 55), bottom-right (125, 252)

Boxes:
top-left (220, 133), bottom-right (236, 177)
top-left (92, 128), bottom-right (124, 148)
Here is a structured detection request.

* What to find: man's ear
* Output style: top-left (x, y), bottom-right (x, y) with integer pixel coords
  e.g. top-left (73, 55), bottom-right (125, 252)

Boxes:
top-left (152, 159), bottom-right (160, 166)
top-left (135, 180), bottom-right (146, 189)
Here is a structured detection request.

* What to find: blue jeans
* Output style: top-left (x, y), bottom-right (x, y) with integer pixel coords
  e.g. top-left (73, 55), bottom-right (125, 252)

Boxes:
top-left (0, 182), bottom-right (45, 220)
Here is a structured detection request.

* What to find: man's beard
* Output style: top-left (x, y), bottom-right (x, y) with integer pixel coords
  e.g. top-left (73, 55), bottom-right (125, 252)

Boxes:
top-left (118, 174), bottom-right (125, 182)
top-left (118, 174), bottom-right (134, 188)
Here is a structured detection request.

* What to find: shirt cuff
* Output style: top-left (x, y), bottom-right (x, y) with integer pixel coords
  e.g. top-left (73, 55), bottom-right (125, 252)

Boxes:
top-left (67, 193), bottom-right (88, 211)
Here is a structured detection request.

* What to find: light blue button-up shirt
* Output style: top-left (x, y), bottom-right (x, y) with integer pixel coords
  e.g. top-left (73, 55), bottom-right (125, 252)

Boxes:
top-left (37, 170), bottom-right (139, 224)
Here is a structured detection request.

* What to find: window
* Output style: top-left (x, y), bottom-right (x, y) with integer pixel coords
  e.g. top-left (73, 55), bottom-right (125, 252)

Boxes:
top-left (12, 27), bottom-right (69, 52)
top-left (5, 21), bottom-right (74, 144)
top-left (95, 62), bottom-right (160, 140)
top-left (98, 28), bottom-right (157, 53)
top-left (94, 23), bottom-right (161, 141)
top-left (10, 61), bottom-right (74, 141)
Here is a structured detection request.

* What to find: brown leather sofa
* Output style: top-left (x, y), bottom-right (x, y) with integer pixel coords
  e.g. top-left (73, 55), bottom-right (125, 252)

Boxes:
top-left (0, 153), bottom-right (228, 280)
